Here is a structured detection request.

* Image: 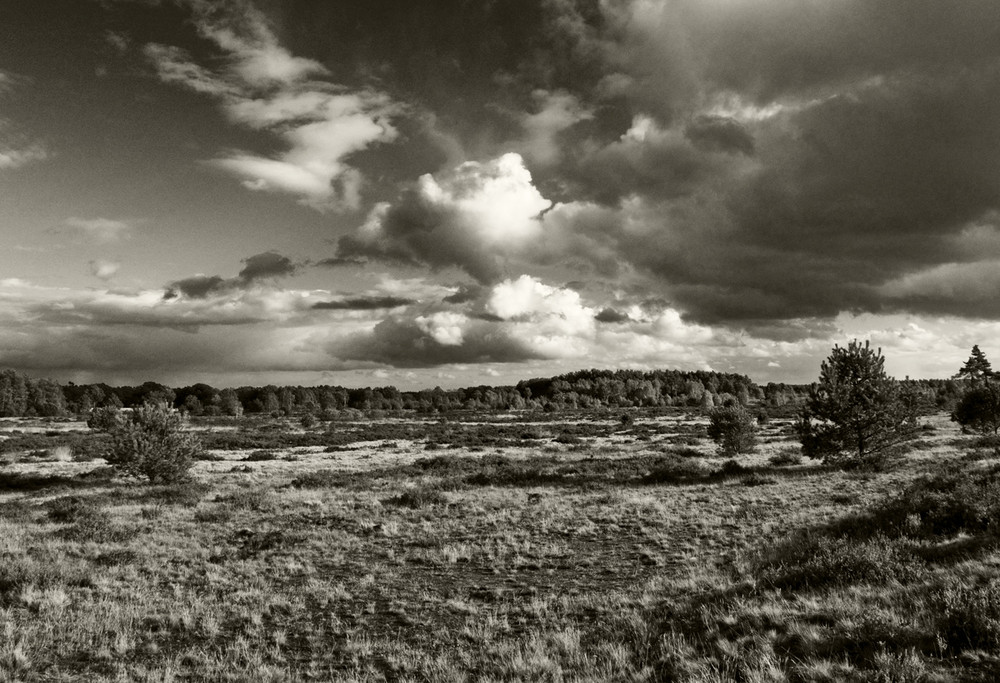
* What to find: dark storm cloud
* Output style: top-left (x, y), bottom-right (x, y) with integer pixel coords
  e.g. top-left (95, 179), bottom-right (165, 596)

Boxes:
top-left (163, 275), bottom-right (227, 300)
top-left (595, 308), bottom-right (629, 324)
top-left (684, 116), bottom-right (754, 156)
top-left (163, 251), bottom-right (298, 299)
top-left (238, 251), bottom-right (297, 282)
top-left (312, 296), bottom-right (415, 311)
top-left (335, 316), bottom-right (536, 368)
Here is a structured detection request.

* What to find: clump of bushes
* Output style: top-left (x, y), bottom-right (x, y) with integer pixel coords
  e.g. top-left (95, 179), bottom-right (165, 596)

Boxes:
top-left (91, 404), bottom-right (202, 484)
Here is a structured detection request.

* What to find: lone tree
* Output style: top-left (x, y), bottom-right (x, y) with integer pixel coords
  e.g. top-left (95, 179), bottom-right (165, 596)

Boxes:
top-left (707, 405), bottom-right (758, 456)
top-left (797, 340), bottom-right (918, 466)
top-left (957, 345), bottom-right (994, 385)
top-left (952, 346), bottom-right (1000, 434)
top-left (91, 403), bottom-right (201, 483)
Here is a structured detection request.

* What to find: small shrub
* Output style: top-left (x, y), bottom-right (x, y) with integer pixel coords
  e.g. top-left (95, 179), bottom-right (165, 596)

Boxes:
top-left (219, 486), bottom-right (274, 512)
top-left (643, 455), bottom-right (710, 484)
top-left (932, 580), bottom-right (1000, 652)
top-left (87, 406), bottom-right (123, 433)
top-left (384, 485), bottom-right (449, 509)
top-left (45, 496), bottom-right (92, 523)
top-left (64, 506), bottom-right (131, 543)
top-left (759, 532), bottom-right (922, 590)
top-left (300, 413), bottom-right (318, 429)
top-left (769, 448), bottom-right (803, 467)
top-left (148, 482), bottom-right (210, 507)
top-left (244, 449), bottom-right (277, 462)
top-left (102, 404), bottom-right (202, 484)
top-left (707, 405), bottom-right (758, 456)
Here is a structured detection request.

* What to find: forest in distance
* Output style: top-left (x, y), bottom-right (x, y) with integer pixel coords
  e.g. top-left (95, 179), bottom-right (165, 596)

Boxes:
top-left (0, 365), bottom-right (970, 419)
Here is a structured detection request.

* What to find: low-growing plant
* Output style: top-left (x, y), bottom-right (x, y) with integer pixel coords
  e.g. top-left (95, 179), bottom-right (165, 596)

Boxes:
top-left (759, 532), bottom-right (923, 590)
top-left (384, 485), bottom-right (449, 509)
top-left (931, 579), bottom-right (1000, 653)
top-left (99, 403), bottom-right (202, 484)
top-left (643, 455), bottom-right (710, 484)
top-left (769, 447), bottom-right (803, 467)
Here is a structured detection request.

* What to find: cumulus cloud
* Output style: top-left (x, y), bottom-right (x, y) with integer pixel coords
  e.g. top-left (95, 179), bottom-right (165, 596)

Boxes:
top-left (145, 0), bottom-right (398, 210)
top-left (339, 153), bottom-right (552, 283)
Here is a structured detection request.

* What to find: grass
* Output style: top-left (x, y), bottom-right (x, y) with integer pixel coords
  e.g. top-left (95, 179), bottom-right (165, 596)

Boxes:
top-left (0, 410), bottom-right (995, 680)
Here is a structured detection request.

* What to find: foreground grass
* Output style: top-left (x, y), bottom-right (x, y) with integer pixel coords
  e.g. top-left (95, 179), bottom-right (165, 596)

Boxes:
top-left (0, 412), bottom-right (995, 680)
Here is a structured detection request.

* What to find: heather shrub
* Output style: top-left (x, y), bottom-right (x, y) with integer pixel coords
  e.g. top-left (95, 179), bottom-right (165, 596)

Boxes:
top-left (931, 580), bottom-right (1000, 652)
top-left (101, 403), bottom-right (202, 484)
top-left (759, 532), bottom-right (922, 590)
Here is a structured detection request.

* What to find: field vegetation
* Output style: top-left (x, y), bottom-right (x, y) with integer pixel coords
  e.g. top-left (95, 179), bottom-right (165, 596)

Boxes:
top-left (0, 345), bottom-right (998, 680)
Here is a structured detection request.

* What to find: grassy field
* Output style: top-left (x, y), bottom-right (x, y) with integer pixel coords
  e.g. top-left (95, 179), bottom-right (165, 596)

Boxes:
top-left (0, 410), bottom-right (998, 681)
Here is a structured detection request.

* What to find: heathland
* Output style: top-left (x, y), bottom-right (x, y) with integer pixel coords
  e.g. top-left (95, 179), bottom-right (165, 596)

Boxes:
top-left (0, 400), bottom-right (998, 681)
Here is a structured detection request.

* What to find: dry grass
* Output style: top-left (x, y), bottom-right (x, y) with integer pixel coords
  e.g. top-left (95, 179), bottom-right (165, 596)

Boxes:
top-left (0, 411), bottom-right (992, 680)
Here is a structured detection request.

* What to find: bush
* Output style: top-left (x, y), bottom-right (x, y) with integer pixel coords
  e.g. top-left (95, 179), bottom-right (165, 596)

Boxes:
top-left (707, 405), bottom-right (758, 456)
top-left (87, 405), bottom-right (124, 433)
top-left (384, 485), bottom-right (449, 509)
top-left (759, 532), bottom-right (922, 590)
top-left (932, 580), bottom-right (1000, 652)
top-left (101, 404), bottom-right (202, 484)
top-left (768, 447), bottom-right (803, 467)
top-left (952, 384), bottom-right (1000, 435)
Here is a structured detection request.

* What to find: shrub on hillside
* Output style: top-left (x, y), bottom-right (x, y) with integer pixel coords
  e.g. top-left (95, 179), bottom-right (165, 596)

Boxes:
top-left (97, 403), bottom-right (202, 484)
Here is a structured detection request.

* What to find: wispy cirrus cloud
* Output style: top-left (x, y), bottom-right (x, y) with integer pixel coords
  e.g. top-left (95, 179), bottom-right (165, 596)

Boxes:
top-left (144, 0), bottom-right (399, 211)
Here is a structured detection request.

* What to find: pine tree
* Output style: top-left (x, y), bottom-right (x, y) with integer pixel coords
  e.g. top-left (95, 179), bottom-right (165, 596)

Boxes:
top-left (957, 345), bottom-right (994, 385)
top-left (797, 340), bottom-right (918, 465)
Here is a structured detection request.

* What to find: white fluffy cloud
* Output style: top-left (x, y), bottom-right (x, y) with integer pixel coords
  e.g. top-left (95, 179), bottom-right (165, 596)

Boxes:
top-left (145, 2), bottom-right (397, 211)
top-left (342, 153), bottom-right (552, 282)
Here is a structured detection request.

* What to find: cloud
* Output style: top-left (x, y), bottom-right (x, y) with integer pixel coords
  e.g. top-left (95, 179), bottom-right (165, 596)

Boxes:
top-left (145, 1), bottom-right (399, 211)
top-left (89, 260), bottom-right (121, 281)
top-left (312, 296), bottom-right (415, 311)
top-left (238, 251), bottom-right (296, 281)
top-left (0, 144), bottom-right (47, 170)
top-left (63, 217), bottom-right (134, 243)
top-left (164, 251), bottom-right (297, 299)
top-left (339, 153), bottom-right (552, 283)
top-left (516, 89), bottom-right (593, 165)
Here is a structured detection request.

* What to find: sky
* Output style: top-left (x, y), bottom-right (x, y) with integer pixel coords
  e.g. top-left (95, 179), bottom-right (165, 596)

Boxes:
top-left (2, 0), bottom-right (1000, 390)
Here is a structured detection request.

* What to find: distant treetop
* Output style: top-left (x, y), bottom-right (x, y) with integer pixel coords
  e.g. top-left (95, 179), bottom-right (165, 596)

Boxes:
top-left (957, 345), bottom-right (994, 385)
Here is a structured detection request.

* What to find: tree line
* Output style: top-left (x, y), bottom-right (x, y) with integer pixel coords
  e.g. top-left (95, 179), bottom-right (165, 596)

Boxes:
top-left (1, 368), bottom-right (762, 417)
